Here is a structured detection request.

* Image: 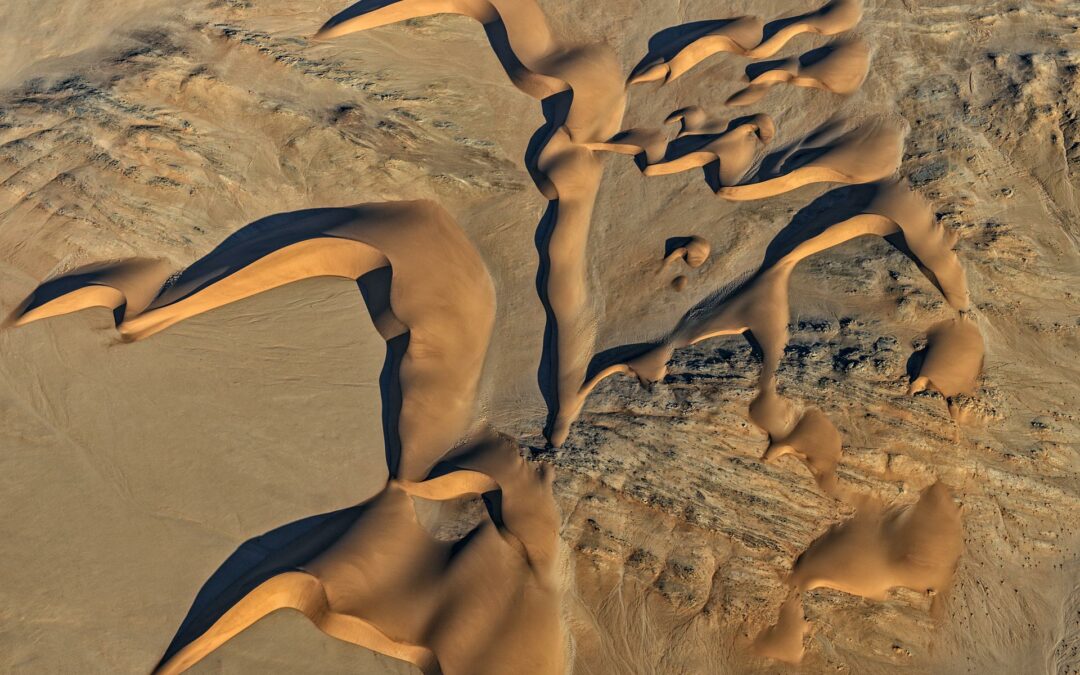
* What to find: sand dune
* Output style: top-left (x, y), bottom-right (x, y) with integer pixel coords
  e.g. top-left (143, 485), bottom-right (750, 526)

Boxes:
top-left (158, 433), bottom-right (563, 675)
top-left (758, 483), bottom-right (962, 661)
top-left (663, 235), bottom-right (711, 269)
top-left (910, 317), bottom-right (985, 399)
top-left (716, 118), bottom-right (905, 200)
top-left (747, 0), bottom-right (864, 59)
top-left (580, 179), bottom-right (974, 486)
top-left (642, 114), bottom-right (775, 186)
top-left (11, 202), bottom-right (495, 482)
top-left (726, 38), bottom-right (871, 107)
top-left (791, 482), bottom-right (963, 599)
top-left (10, 258), bottom-right (172, 327)
top-left (627, 0), bottom-right (863, 86)
top-left (627, 16), bottom-right (764, 85)
top-left (762, 408), bottom-right (842, 495)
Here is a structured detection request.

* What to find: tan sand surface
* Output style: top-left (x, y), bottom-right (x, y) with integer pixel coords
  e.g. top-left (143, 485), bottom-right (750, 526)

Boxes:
top-left (1, 0), bottom-right (1078, 672)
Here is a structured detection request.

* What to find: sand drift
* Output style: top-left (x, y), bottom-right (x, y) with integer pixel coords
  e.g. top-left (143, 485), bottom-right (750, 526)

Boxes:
top-left (8, 0), bottom-right (986, 670)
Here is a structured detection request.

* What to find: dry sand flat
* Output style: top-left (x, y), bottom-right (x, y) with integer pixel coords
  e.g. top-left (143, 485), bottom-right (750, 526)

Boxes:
top-left (1, 0), bottom-right (1078, 672)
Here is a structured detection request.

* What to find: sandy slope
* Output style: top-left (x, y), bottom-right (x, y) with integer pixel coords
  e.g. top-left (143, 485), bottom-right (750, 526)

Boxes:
top-left (0, 0), bottom-right (1078, 672)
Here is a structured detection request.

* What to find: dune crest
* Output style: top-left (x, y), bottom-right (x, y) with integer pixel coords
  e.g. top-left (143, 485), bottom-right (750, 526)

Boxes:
top-left (627, 16), bottom-right (765, 85)
top-left (726, 38), bottom-right (871, 107)
top-left (747, 0), bottom-right (864, 59)
top-left (10, 258), bottom-right (172, 327)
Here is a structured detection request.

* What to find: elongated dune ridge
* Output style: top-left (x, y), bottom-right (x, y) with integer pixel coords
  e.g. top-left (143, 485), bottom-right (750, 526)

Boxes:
top-left (3, 0), bottom-right (1077, 673)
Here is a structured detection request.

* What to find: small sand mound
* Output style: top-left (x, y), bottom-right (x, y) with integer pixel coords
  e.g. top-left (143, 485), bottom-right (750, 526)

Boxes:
top-left (717, 118), bottom-right (905, 200)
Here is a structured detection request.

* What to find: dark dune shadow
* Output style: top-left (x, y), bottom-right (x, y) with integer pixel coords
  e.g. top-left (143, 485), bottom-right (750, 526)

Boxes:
top-left (664, 236), bottom-right (693, 258)
top-left (761, 184), bottom-right (877, 268)
top-left (906, 346), bottom-right (927, 384)
top-left (319, 0), bottom-right (403, 33)
top-left (7, 261), bottom-right (153, 326)
top-left (585, 342), bottom-right (655, 383)
top-left (760, 6), bottom-right (826, 43)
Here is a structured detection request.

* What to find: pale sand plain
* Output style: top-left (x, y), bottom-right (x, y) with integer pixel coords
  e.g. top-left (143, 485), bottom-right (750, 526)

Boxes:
top-left (0, 0), bottom-right (1078, 673)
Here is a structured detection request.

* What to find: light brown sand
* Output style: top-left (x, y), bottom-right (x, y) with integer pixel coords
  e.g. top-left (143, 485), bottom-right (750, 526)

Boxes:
top-left (2, 0), bottom-right (1077, 672)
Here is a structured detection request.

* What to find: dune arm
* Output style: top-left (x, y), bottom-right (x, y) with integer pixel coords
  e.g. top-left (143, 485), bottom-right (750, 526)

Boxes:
top-left (155, 571), bottom-right (439, 675)
top-left (119, 238), bottom-right (388, 340)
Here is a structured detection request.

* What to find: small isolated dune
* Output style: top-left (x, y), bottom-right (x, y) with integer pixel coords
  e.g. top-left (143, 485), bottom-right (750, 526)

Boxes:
top-left (762, 409), bottom-right (842, 495)
top-left (717, 117), bottom-right (905, 201)
top-left (727, 38), bottom-right (871, 107)
top-left (757, 483), bottom-right (963, 662)
top-left (10, 202), bottom-right (496, 481)
top-left (663, 235), bottom-right (711, 269)
top-left (910, 317), bottom-right (985, 398)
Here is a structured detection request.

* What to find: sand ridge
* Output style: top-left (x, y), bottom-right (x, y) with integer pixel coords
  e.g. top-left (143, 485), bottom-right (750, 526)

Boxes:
top-left (11, 201), bottom-right (496, 482)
